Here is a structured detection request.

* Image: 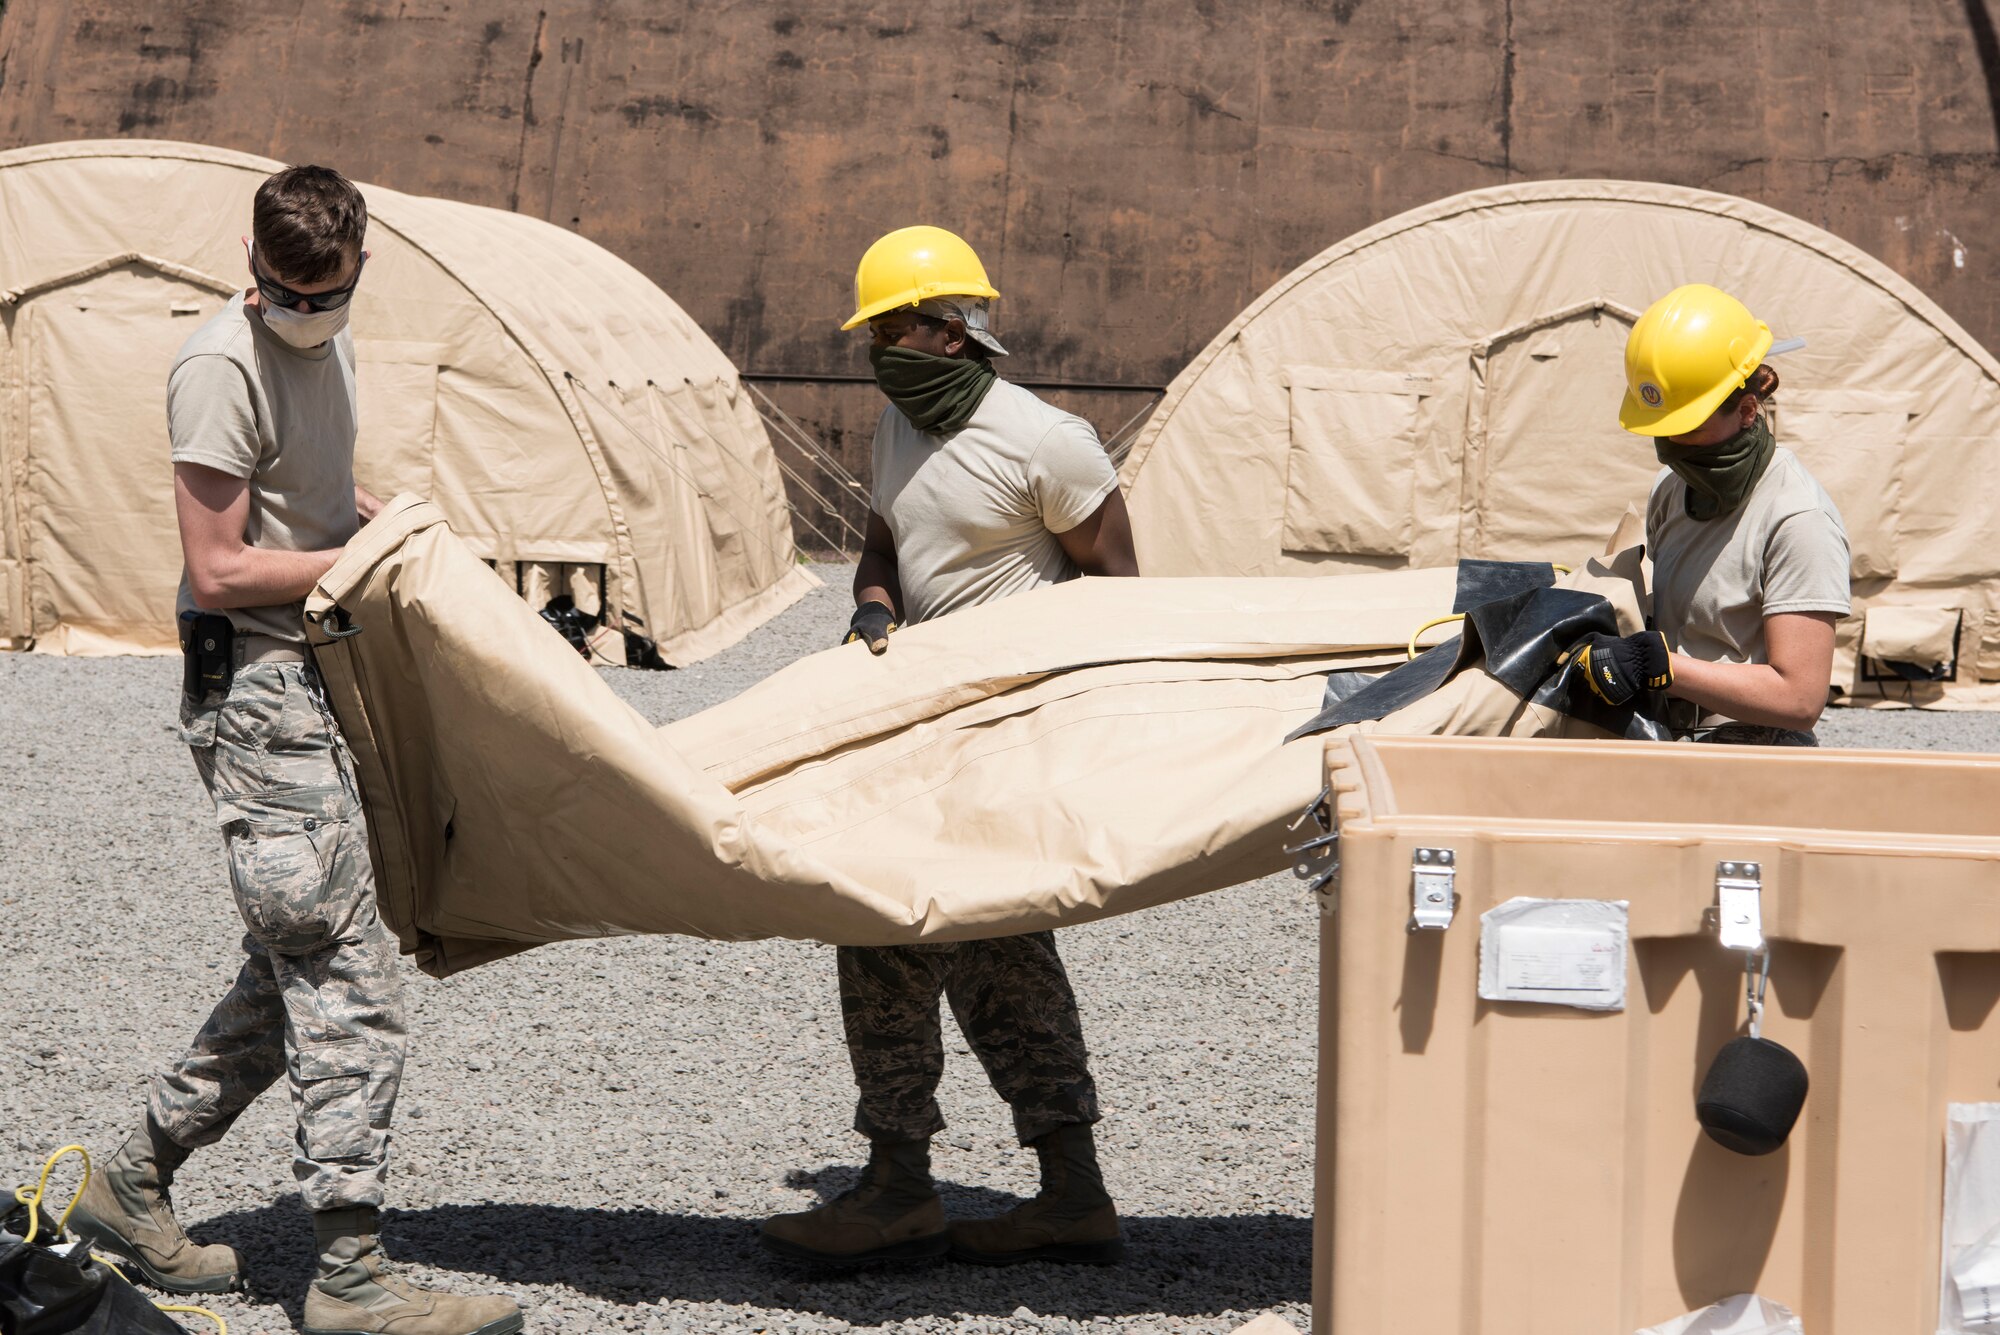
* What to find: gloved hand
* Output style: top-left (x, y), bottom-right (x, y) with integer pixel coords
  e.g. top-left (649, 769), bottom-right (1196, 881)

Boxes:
top-left (1568, 630), bottom-right (1672, 707)
top-left (844, 600), bottom-right (899, 655)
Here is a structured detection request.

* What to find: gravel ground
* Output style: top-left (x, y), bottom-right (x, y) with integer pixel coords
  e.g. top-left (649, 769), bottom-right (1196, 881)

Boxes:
top-left (4, 565), bottom-right (1997, 1335)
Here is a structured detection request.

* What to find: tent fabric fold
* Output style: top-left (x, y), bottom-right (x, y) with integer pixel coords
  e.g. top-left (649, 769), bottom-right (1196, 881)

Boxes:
top-left (307, 499), bottom-right (1637, 977)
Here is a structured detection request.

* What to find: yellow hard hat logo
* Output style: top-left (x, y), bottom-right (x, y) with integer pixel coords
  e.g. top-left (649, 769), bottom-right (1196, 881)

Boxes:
top-left (1618, 283), bottom-right (1775, 438)
top-left (842, 225), bottom-right (1001, 331)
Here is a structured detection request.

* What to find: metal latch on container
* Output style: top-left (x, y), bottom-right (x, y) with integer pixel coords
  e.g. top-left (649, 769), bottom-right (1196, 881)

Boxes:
top-left (1411, 847), bottom-right (1456, 931)
top-left (1715, 861), bottom-right (1763, 951)
top-left (1285, 781), bottom-right (1340, 903)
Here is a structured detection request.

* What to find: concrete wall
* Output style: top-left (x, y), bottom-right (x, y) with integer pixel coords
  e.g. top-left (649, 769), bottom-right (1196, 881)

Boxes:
top-left (4, 0), bottom-right (1996, 550)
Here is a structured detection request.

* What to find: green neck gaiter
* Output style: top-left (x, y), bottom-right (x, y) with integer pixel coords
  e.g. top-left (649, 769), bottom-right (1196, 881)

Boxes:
top-left (1655, 414), bottom-right (1777, 521)
top-left (869, 345), bottom-right (998, 435)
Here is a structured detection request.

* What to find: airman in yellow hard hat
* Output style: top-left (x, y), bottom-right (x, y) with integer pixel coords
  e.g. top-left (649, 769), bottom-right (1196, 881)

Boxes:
top-left (761, 226), bottom-right (1137, 1270)
top-left (1569, 283), bottom-right (1851, 745)
top-left (841, 224), bottom-right (1007, 353)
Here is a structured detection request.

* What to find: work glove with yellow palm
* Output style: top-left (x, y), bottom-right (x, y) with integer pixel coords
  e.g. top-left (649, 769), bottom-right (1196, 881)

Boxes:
top-left (845, 600), bottom-right (899, 655)
top-left (1569, 630), bottom-right (1673, 707)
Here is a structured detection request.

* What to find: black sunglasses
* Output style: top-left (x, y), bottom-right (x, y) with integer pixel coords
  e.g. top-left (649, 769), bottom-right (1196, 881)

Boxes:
top-left (250, 248), bottom-right (368, 312)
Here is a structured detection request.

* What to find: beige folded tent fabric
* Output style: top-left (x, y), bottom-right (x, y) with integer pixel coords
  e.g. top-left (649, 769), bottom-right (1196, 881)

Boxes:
top-left (0, 139), bottom-right (813, 663)
top-left (306, 499), bottom-right (1636, 976)
top-left (1119, 179), bottom-right (2000, 708)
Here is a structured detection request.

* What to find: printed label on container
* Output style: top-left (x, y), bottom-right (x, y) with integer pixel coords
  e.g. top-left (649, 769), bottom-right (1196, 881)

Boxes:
top-left (1478, 897), bottom-right (1629, 1011)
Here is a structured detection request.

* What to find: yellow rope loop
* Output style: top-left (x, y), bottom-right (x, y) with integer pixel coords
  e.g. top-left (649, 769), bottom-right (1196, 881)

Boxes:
top-left (13, 1144), bottom-right (91, 1245)
top-left (157, 1304), bottom-right (230, 1335)
top-left (10, 1153), bottom-right (224, 1334)
top-left (1405, 561), bottom-right (1571, 660)
top-left (86, 1254), bottom-right (228, 1334)
top-left (1406, 614), bottom-right (1465, 661)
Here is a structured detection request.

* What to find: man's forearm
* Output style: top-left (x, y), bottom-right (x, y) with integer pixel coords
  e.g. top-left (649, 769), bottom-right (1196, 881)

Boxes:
top-left (855, 549), bottom-right (902, 616)
top-left (1075, 548), bottom-right (1139, 578)
top-left (186, 544), bottom-right (343, 611)
top-left (1060, 489), bottom-right (1139, 577)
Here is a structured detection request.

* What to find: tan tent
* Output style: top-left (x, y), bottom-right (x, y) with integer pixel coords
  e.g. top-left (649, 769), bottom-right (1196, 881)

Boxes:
top-left (305, 498), bottom-right (1637, 976)
top-left (0, 139), bottom-right (815, 663)
top-left (1120, 180), bottom-right (2000, 707)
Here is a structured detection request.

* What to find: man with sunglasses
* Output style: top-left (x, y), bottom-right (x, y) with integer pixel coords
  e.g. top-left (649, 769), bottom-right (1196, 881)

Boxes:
top-left (67, 165), bottom-right (522, 1335)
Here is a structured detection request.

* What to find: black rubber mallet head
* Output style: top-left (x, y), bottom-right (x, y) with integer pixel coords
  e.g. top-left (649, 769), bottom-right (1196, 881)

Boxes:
top-left (1696, 1035), bottom-right (1808, 1156)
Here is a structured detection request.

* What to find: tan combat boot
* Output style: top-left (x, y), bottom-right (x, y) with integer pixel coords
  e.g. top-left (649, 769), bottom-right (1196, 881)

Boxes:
top-left (760, 1138), bottom-right (949, 1265)
top-left (67, 1117), bottom-right (243, 1293)
top-left (301, 1207), bottom-right (523, 1335)
top-left (948, 1122), bottom-right (1124, 1265)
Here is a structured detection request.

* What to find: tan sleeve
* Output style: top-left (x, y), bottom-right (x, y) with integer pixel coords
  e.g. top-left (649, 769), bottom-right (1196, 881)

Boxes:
top-left (1642, 468), bottom-right (1675, 554)
top-left (867, 404), bottom-right (900, 514)
top-left (1762, 509), bottom-right (1852, 617)
top-left (167, 354), bottom-right (260, 480)
top-left (1026, 417), bottom-right (1119, 535)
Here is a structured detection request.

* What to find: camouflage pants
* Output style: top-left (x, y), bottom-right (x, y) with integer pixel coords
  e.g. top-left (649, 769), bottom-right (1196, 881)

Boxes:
top-left (838, 933), bottom-right (1101, 1145)
top-left (148, 660), bottom-right (407, 1213)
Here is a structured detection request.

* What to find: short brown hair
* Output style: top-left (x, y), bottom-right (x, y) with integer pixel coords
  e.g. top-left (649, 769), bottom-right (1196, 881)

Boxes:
top-left (1722, 363), bottom-right (1781, 412)
top-left (252, 165), bottom-right (367, 286)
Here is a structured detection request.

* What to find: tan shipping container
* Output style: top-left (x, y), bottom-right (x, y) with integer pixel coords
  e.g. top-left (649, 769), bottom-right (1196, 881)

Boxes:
top-left (1312, 734), bottom-right (2000, 1334)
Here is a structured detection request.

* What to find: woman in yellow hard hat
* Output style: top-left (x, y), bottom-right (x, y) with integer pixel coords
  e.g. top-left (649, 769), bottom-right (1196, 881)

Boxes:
top-left (1569, 283), bottom-right (1851, 744)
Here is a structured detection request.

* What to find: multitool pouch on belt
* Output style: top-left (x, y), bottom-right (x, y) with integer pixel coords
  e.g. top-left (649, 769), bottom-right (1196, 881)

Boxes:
top-left (179, 610), bottom-right (235, 700)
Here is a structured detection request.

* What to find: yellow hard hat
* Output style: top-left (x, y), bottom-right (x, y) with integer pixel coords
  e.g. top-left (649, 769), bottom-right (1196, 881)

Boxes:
top-left (841, 225), bottom-right (1000, 330)
top-left (1618, 284), bottom-right (1775, 437)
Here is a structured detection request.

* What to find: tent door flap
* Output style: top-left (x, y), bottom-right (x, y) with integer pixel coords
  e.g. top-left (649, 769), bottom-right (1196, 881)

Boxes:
top-left (14, 267), bottom-right (222, 652)
top-left (1466, 303), bottom-right (1642, 564)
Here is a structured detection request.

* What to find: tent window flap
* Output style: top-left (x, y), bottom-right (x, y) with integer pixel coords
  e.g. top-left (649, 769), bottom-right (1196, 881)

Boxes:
top-left (1281, 368), bottom-right (1432, 558)
top-left (1858, 604), bottom-right (1963, 682)
top-left (353, 342), bottom-right (444, 503)
top-left (1770, 390), bottom-right (1913, 581)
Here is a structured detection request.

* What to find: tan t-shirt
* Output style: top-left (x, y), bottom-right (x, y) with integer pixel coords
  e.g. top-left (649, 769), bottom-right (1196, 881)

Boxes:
top-left (1646, 445), bottom-right (1852, 668)
top-left (169, 296), bottom-right (358, 642)
top-left (872, 378), bottom-right (1120, 624)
